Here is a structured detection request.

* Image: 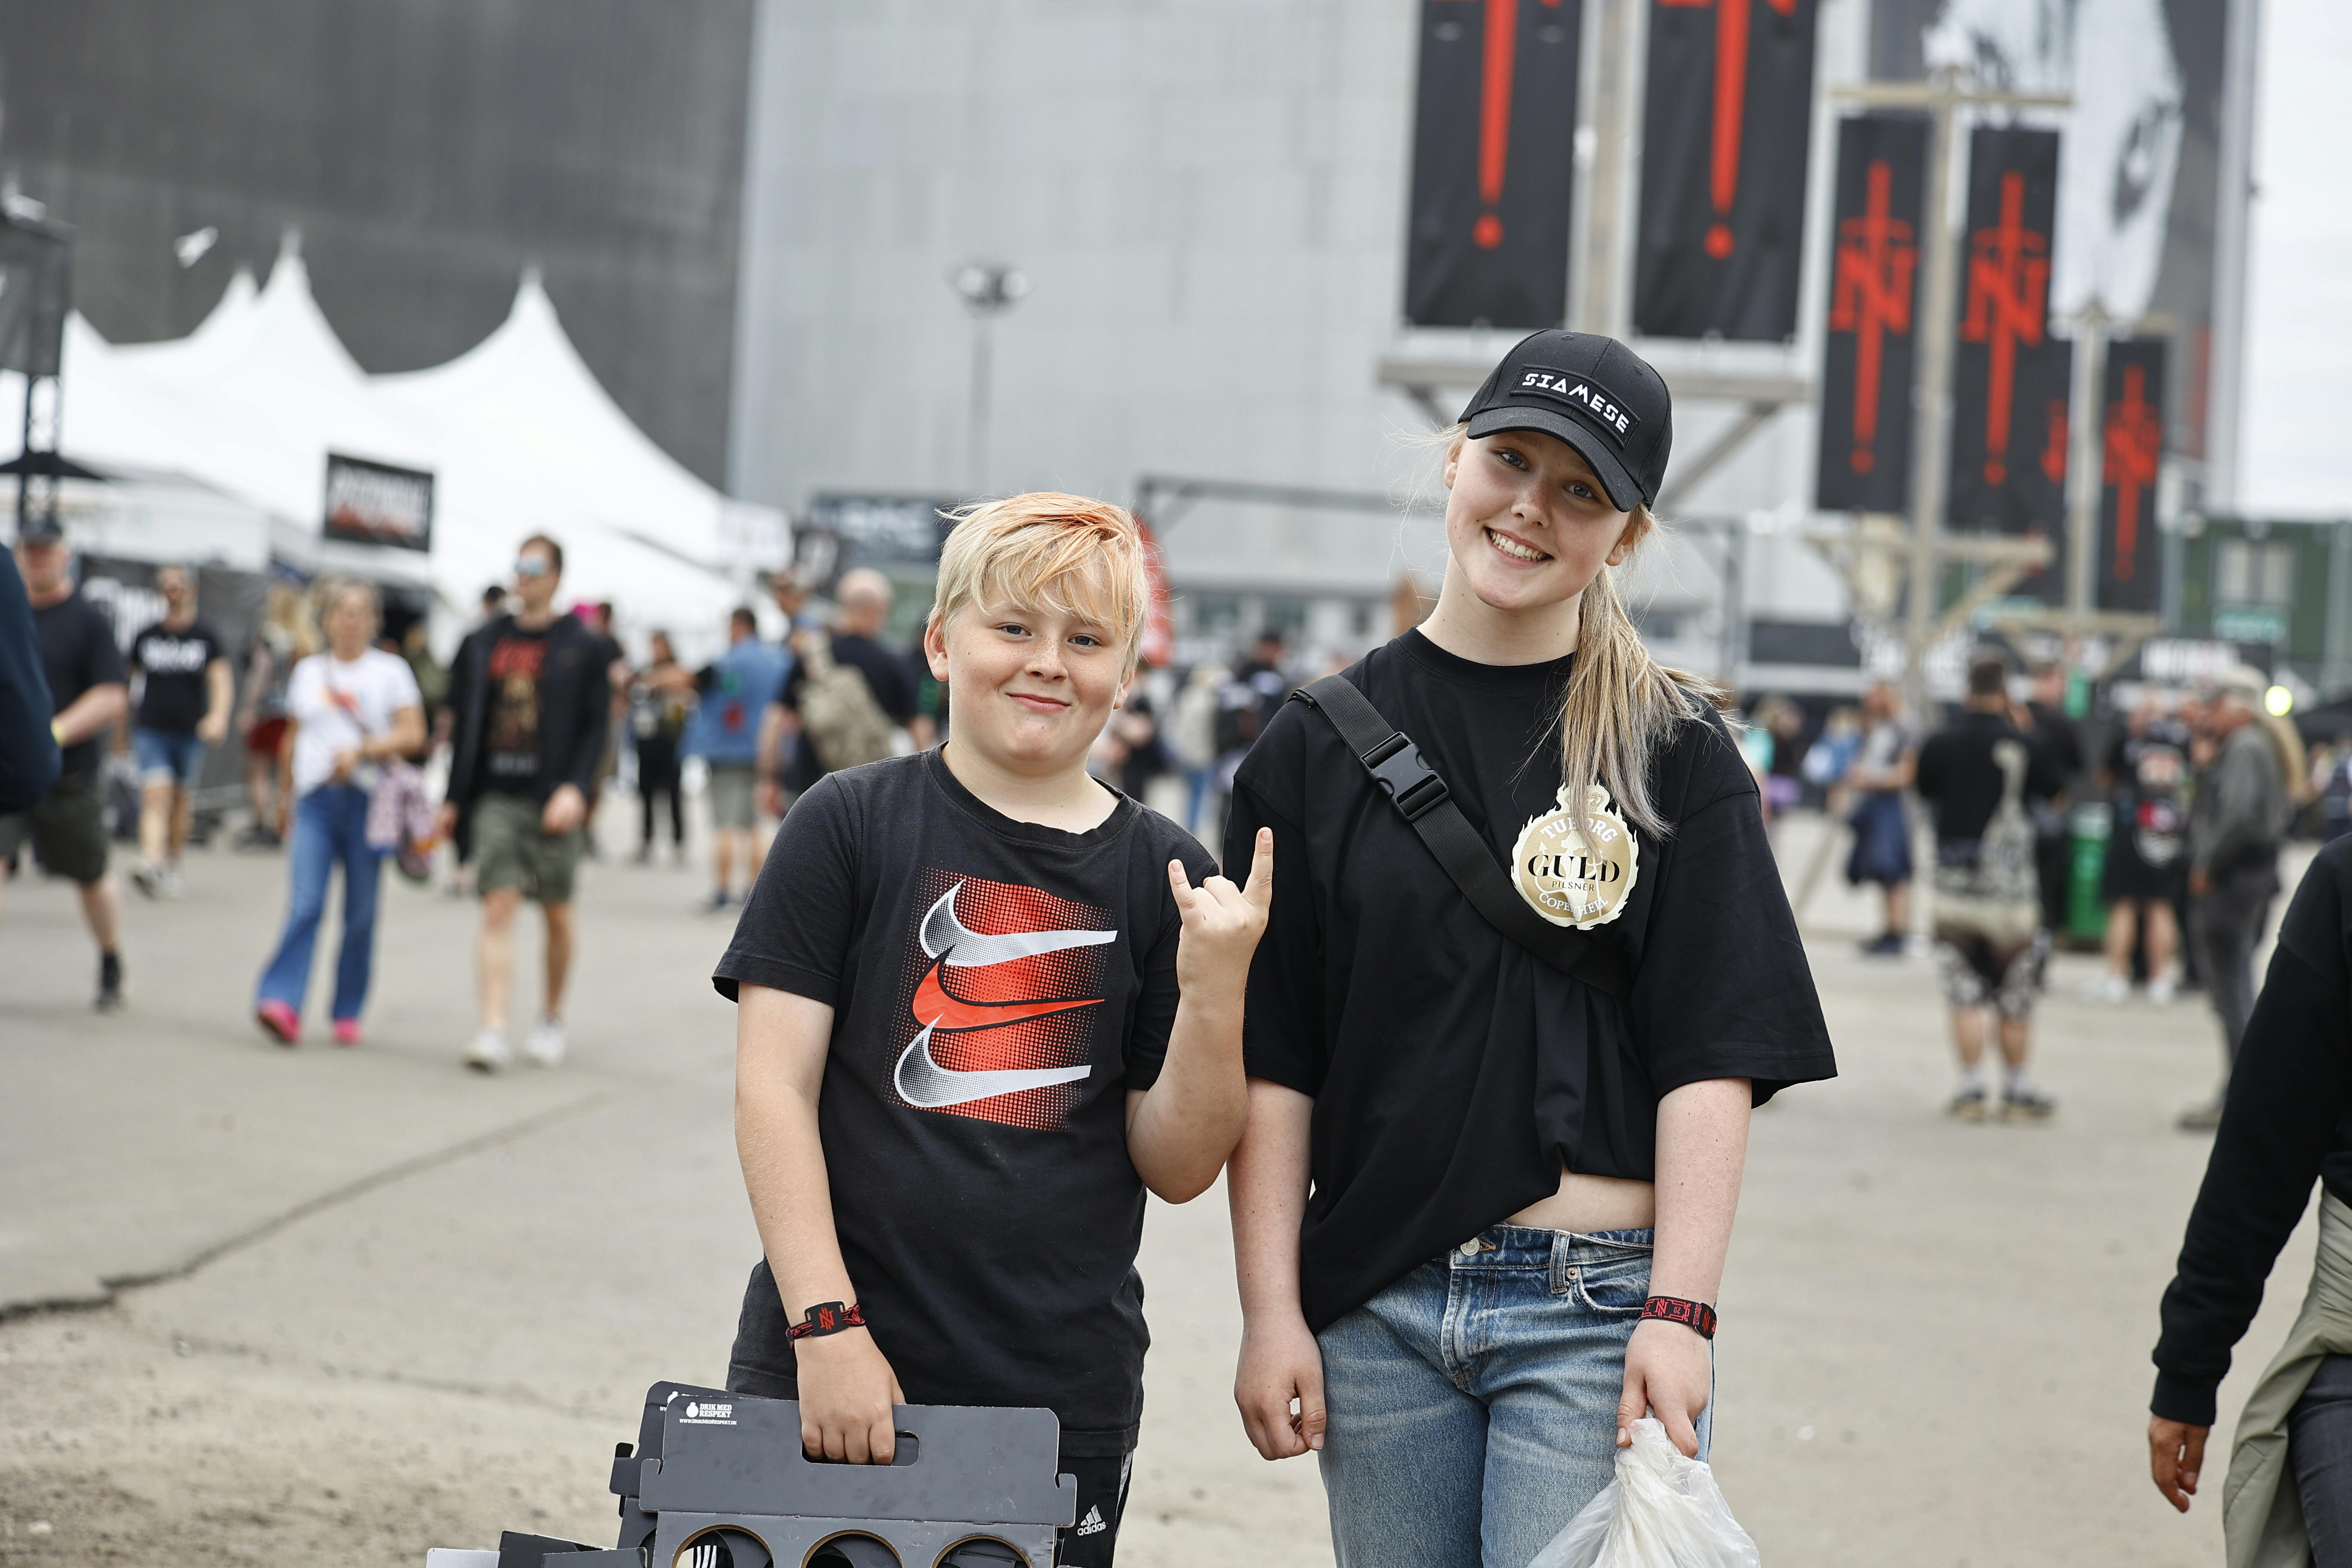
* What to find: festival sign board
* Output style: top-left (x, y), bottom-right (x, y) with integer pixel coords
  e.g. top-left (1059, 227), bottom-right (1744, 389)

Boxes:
top-left (2097, 338), bottom-right (2167, 613)
top-left (1946, 125), bottom-right (2069, 602)
top-left (1869, 0), bottom-right (2234, 470)
top-left (322, 453), bottom-right (435, 552)
top-left (1632, 0), bottom-right (1820, 341)
top-left (1815, 113), bottom-right (1926, 512)
top-left (1402, 0), bottom-right (1585, 329)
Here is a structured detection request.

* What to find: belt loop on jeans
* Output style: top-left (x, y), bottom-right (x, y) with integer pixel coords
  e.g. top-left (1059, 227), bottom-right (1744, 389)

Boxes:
top-left (1548, 1232), bottom-right (1570, 1293)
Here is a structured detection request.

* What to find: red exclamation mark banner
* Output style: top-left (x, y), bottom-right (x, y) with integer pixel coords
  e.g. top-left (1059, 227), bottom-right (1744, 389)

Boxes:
top-left (1473, 0), bottom-right (1518, 248)
top-left (1703, 0), bottom-right (1749, 258)
top-left (1635, 0), bottom-right (1817, 340)
top-left (1403, 0), bottom-right (1584, 328)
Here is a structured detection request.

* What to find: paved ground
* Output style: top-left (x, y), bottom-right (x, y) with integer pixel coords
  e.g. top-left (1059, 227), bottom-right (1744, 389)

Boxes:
top-left (0, 801), bottom-right (2324, 1565)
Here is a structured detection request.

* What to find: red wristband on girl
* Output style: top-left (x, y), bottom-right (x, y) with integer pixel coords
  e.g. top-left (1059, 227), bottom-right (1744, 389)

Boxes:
top-left (1639, 1296), bottom-right (1717, 1339)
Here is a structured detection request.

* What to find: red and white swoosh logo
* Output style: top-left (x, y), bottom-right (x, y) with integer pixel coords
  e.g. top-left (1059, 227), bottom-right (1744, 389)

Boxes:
top-left (893, 883), bottom-right (1114, 1109)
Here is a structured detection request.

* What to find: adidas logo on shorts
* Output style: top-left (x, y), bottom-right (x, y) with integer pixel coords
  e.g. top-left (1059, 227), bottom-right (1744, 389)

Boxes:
top-left (1074, 1504), bottom-right (1106, 1537)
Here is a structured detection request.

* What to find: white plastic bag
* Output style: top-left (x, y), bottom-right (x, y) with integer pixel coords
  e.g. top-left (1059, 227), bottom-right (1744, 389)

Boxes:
top-left (1528, 1418), bottom-right (1762, 1568)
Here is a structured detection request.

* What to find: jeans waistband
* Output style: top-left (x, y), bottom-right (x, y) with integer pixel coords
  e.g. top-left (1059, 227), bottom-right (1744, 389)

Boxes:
top-left (1447, 1223), bottom-right (1654, 1271)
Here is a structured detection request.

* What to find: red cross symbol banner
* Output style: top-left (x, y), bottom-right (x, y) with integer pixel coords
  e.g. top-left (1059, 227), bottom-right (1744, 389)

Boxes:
top-left (1814, 114), bottom-right (1926, 513)
top-left (1631, 0), bottom-right (1819, 341)
top-left (1947, 125), bottom-right (2071, 601)
top-left (1403, 0), bottom-right (1585, 329)
top-left (2097, 337), bottom-right (2168, 613)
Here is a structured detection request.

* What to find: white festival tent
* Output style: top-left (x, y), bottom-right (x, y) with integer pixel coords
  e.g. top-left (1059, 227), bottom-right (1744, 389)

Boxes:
top-left (6, 242), bottom-right (766, 652)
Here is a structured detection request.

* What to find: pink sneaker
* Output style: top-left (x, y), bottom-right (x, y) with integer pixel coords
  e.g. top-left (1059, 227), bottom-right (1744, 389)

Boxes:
top-left (256, 1000), bottom-right (300, 1047)
top-left (332, 1019), bottom-right (362, 1048)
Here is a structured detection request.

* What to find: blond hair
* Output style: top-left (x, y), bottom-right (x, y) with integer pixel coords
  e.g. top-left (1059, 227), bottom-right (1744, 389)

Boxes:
top-left (929, 493), bottom-right (1151, 673)
top-left (1438, 426), bottom-right (1730, 837)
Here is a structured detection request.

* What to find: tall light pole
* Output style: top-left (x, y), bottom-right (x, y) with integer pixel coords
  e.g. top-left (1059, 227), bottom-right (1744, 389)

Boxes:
top-left (949, 261), bottom-right (1029, 496)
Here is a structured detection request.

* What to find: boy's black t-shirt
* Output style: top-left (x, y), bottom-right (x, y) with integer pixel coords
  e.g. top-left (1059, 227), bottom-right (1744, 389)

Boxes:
top-left (712, 748), bottom-right (1215, 1454)
top-left (1225, 631), bottom-right (1837, 1332)
top-left (131, 620), bottom-right (224, 735)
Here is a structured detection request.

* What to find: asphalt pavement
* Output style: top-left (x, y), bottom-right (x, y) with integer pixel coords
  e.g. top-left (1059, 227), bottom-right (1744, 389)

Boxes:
top-left (0, 802), bottom-right (2323, 1565)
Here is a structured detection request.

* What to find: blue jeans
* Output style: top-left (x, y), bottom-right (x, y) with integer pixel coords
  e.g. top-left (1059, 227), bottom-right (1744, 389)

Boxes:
top-left (255, 785), bottom-right (385, 1023)
top-left (1317, 1225), bottom-right (1709, 1568)
top-left (2292, 1354), bottom-right (2352, 1565)
top-left (132, 727), bottom-right (208, 786)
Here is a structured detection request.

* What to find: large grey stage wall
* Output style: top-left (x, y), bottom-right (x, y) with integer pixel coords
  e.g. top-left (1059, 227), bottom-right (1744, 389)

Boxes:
top-left (0, 0), bottom-right (754, 486)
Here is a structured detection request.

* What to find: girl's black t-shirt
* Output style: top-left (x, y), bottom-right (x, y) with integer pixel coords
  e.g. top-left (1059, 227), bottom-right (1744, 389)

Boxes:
top-left (713, 747), bottom-right (1215, 1454)
top-left (1225, 631), bottom-right (1837, 1332)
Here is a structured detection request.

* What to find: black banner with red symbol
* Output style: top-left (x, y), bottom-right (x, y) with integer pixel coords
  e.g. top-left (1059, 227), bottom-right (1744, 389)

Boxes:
top-left (1815, 114), bottom-right (1926, 512)
top-left (1947, 126), bottom-right (2069, 600)
top-left (1403, 0), bottom-right (1585, 329)
top-left (2098, 338), bottom-right (2167, 612)
top-left (1632, 0), bottom-right (1819, 341)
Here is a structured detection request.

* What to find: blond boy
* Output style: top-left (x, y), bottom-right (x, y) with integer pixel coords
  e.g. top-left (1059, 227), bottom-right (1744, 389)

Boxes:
top-left (713, 494), bottom-right (1271, 1567)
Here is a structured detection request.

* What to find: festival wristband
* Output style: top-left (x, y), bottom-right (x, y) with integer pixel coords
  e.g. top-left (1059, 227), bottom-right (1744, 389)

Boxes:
top-left (786, 1301), bottom-right (867, 1341)
top-left (50, 718), bottom-right (65, 745)
top-left (1639, 1296), bottom-right (1718, 1340)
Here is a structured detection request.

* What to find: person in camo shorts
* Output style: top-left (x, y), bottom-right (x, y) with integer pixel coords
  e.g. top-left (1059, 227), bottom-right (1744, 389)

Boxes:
top-left (438, 534), bottom-right (611, 1073)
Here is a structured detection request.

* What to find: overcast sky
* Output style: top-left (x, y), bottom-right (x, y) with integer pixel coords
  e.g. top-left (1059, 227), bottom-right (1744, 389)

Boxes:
top-left (2238, 0), bottom-right (2351, 517)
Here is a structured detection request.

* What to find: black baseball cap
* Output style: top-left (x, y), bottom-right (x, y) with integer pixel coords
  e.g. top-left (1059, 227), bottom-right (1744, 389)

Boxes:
top-left (15, 514), bottom-right (65, 545)
top-left (1459, 330), bottom-right (1674, 512)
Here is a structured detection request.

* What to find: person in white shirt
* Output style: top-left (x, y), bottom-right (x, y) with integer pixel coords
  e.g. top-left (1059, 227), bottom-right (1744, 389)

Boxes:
top-left (251, 582), bottom-right (423, 1048)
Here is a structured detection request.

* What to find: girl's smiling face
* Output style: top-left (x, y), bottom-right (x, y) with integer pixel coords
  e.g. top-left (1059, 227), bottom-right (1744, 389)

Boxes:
top-left (926, 599), bottom-right (1129, 778)
top-left (1442, 428), bottom-right (1641, 614)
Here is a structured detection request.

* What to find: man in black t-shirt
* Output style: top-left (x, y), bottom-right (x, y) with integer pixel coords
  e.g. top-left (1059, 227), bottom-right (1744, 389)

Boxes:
top-left (1915, 655), bottom-right (2066, 1120)
top-left (715, 496), bottom-right (1268, 1568)
top-left (0, 522), bottom-right (132, 1009)
top-left (127, 564), bottom-right (232, 898)
top-left (440, 535), bottom-right (610, 1072)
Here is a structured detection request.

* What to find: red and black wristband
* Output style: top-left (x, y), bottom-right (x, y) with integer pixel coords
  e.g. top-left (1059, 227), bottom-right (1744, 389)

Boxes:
top-left (1639, 1295), bottom-right (1718, 1339)
top-left (786, 1301), bottom-right (867, 1341)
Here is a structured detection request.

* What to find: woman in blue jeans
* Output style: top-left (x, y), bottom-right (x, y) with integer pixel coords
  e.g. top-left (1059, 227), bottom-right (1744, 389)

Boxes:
top-left (1222, 331), bottom-right (1837, 1567)
top-left (254, 583), bottom-right (423, 1047)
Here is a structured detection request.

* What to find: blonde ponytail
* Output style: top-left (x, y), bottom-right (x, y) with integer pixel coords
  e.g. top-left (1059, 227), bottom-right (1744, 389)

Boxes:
top-left (1555, 512), bottom-right (1733, 839)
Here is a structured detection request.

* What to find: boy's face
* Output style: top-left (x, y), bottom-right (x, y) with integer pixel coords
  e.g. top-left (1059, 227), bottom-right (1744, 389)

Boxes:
top-left (926, 597), bottom-right (1129, 778)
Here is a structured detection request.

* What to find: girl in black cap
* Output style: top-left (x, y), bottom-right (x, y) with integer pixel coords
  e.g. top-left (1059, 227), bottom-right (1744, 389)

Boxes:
top-left (1222, 329), bottom-right (1835, 1562)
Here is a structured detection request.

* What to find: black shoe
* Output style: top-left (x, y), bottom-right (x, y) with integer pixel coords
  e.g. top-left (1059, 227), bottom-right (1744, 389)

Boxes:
top-left (2176, 1099), bottom-right (2225, 1133)
top-left (2002, 1086), bottom-right (2058, 1121)
top-left (1946, 1084), bottom-right (1988, 1121)
top-left (95, 951), bottom-right (123, 1011)
top-left (1860, 932), bottom-right (1905, 957)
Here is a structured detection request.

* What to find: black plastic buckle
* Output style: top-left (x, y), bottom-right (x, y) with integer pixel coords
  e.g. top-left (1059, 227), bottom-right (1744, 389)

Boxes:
top-left (1363, 734), bottom-right (1450, 821)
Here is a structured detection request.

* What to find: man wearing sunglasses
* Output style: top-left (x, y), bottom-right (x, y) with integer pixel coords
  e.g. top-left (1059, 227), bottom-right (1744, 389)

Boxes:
top-left (438, 534), bottom-right (611, 1071)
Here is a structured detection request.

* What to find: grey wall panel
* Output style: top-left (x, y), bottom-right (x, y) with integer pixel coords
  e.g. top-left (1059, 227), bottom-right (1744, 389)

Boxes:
top-left (0, 0), bottom-right (754, 484)
top-left (727, 1), bottom-right (1429, 536)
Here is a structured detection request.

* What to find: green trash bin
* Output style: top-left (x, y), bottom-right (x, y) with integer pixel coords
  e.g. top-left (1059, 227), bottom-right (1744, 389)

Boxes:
top-left (2066, 803), bottom-right (2110, 942)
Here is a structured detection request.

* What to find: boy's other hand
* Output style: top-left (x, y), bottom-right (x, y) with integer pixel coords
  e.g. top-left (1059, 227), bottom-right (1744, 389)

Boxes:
top-left (794, 1329), bottom-right (906, 1464)
top-left (1234, 1311), bottom-right (1325, 1460)
top-left (1167, 827), bottom-right (1273, 994)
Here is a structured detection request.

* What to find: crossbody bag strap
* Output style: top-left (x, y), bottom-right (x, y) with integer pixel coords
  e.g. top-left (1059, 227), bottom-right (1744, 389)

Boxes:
top-left (1290, 675), bottom-right (1633, 1000)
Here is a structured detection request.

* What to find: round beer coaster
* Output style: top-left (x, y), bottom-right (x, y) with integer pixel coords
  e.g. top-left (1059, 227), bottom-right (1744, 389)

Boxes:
top-left (1511, 783), bottom-right (1639, 929)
